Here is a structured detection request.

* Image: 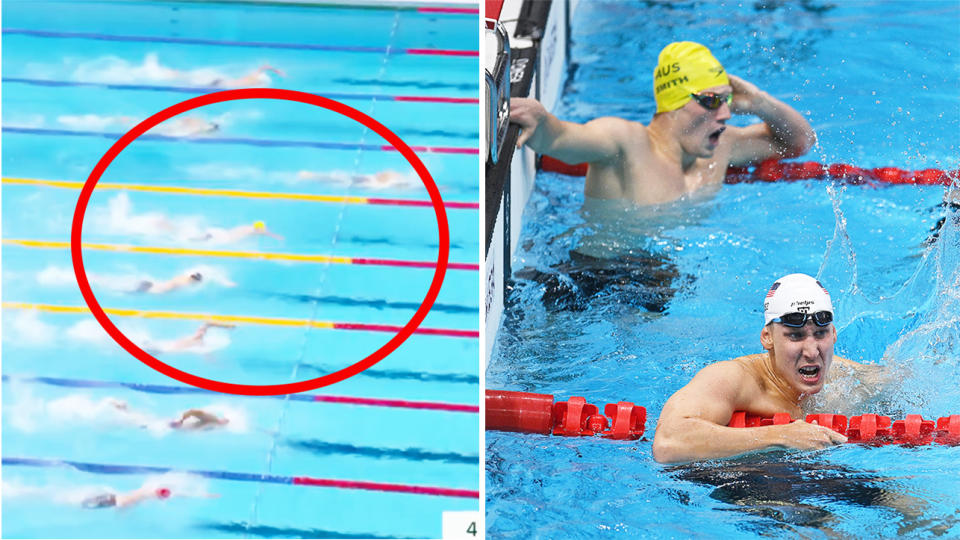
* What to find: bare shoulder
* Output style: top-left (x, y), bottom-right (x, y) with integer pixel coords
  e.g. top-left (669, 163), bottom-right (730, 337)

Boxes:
top-left (583, 116), bottom-right (647, 140)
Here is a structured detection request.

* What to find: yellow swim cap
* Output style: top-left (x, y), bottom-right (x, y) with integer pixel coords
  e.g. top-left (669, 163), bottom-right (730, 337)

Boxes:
top-left (253, 220), bottom-right (265, 231)
top-left (653, 42), bottom-right (730, 113)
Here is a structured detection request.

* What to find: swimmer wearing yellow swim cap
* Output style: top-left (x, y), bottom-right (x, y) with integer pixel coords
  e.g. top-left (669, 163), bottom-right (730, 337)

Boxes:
top-left (653, 41), bottom-right (730, 114)
top-left (253, 220), bottom-right (265, 231)
top-left (509, 41), bottom-right (816, 207)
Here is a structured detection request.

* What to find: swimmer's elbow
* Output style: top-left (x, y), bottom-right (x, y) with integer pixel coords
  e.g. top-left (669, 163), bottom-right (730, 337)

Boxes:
top-left (651, 434), bottom-right (684, 464)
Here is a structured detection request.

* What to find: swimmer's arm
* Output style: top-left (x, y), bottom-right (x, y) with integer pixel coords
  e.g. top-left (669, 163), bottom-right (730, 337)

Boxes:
top-left (652, 361), bottom-right (846, 464)
top-left (830, 355), bottom-right (891, 389)
top-left (725, 76), bottom-right (817, 166)
top-left (510, 97), bottom-right (624, 164)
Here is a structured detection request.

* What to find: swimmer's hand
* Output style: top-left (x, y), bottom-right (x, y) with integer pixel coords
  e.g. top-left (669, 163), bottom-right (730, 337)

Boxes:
top-left (776, 418), bottom-right (848, 450)
top-left (510, 97), bottom-right (548, 148)
top-left (728, 74), bottom-right (767, 115)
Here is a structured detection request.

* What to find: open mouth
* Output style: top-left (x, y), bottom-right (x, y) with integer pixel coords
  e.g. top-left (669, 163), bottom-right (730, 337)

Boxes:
top-left (708, 126), bottom-right (726, 145)
top-left (798, 365), bottom-right (821, 382)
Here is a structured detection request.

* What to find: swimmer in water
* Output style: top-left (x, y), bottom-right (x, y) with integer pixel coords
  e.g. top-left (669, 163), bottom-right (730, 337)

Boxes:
top-left (108, 400), bottom-right (229, 431)
top-left (56, 114), bottom-right (218, 137)
top-left (133, 271), bottom-right (203, 294)
top-left (168, 409), bottom-right (230, 430)
top-left (81, 485), bottom-right (172, 509)
top-left (295, 169), bottom-right (418, 191)
top-left (142, 321), bottom-right (236, 355)
top-left (191, 220), bottom-right (284, 245)
top-left (510, 41), bottom-right (816, 206)
top-left (652, 273), bottom-right (891, 464)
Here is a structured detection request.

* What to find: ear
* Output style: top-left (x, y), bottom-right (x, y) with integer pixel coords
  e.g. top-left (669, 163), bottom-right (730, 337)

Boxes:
top-left (832, 324), bottom-right (838, 344)
top-left (760, 324), bottom-right (774, 351)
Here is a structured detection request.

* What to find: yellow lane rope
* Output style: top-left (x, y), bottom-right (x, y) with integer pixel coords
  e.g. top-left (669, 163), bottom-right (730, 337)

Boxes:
top-left (3, 177), bottom-right (369, 204)
top-left (2, 239), bottom-right (354, 265)
top-left (1, 302), bottom-right (336, 328)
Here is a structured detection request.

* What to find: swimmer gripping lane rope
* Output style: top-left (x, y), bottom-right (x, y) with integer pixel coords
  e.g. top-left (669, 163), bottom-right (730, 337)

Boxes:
top-left (540, 156), bottom-right (958, 186)
top-left (486, 390), bottom-right (960, 446)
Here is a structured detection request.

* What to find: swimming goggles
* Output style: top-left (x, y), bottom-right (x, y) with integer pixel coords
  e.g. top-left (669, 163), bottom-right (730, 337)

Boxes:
top-left (690, 92), bottom-right (733, 110)
top-left (770, 311), bottom-right (834, 328)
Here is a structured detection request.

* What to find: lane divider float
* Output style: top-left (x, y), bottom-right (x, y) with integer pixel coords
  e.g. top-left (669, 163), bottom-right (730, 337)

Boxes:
top-left (2, 375), bottom-right (479, 413)
top-left (2, 301), bottom-right (479, 339)
top-left (1, 28), bottom-right (478, 57)
top-left (1, 77), bottom-right (479, 105)
top-left (2, 239), bottom-right (479, 271)
top-left (2, 177), bottom-right (479, 210)
top-left (2, 457), bottom-right (478, 498)
top-left (540, 156), bottom-right (958, 186)
top-left (3, 126), bottom-right (479, 155)
top-left (486, 390), bottom-right (960, 446)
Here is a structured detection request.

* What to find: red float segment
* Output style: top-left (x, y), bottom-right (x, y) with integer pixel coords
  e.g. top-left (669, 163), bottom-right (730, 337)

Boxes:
top-left (602, 402), bottom-right (647, 440)
top-left (485, 389), bottom-right (555, 434)
top-left (847, 414), bottom-right (893, 443)
top-left (485, 390), bottom-right (646, 440)
top-left (538, 155), bottom-right (956, 186)
top-left (553, 396), bottom-right (600, 436)
top-left (728, 411), bottom-right (793, 427)
top-left (936, 415), bottom-right (960, 444)
top-left (806, 413), bottom-right (848, 435)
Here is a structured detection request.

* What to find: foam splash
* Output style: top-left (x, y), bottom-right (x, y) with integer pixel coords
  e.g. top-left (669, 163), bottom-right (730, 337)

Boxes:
top-left (4, 310), bottom-right (58, 347)
top-left (3, 472), bottom-right (215, 506)
top-left (72, 53), bottom-right (277, 89)
top-left (89, 193), bottom-right (206, 242)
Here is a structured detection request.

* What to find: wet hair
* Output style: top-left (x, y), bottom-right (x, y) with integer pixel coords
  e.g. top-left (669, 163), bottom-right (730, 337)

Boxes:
top-left (135, 280), bottom-right (153, 293)
top-left (190, 272), bottom-right (203, 282)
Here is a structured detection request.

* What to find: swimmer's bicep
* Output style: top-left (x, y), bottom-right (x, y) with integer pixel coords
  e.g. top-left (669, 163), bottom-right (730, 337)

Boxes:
top-left (545, 117), bottom-right (631, 165)
top-left (662, 363), bottom-right (744, 426)
top-left (725, 123), bottom-right (783, 166)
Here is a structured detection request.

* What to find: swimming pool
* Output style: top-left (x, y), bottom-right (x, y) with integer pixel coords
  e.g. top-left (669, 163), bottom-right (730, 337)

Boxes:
top-left (487, 1), bottom-right (959, 538)
top-left (2, 1), bottom-right (479, 538)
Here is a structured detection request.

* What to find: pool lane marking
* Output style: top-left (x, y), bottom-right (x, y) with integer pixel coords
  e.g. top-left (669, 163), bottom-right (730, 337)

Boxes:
top-left (0, 375), bottom-right (480, 413)
top-left (1, 302), bottom-right (480, 339)
top-left (2, 239), bottom-right (480, 272)
top-left (2, 126), bottom-right (479, 155)
top-left (2, 177), bottom-right (480, 210)
top-left (1, 77), bottom-right (479, 104)
top-left (417, 7), bottom-right (478, 14)
top-left (2, 457), bottom-right (479, 498)
top-left (1, 28), bottom-right (478, 57)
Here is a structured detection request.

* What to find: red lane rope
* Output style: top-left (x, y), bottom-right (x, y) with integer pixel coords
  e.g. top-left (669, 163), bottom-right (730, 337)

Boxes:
top-left (416, 7), bottom-right (479, 14)
top-left (292, 476), bottom-right (478, 498)
top-left (334, 322), bottom-right (479, 339)
top-left (394, 95), bottom-right (478, 104)
top-left (352, 258), bottom-right (479, 271)
top-left (365, 197), bottom-right (479, 209)
top-left (2, 457), bottom-right (478, 498)
top-left (540, 156), bottom-right (958, 186)
top-left (3, 375), bottom-right (479, 413)
top-left (311, 394), bottom-right (478, 413)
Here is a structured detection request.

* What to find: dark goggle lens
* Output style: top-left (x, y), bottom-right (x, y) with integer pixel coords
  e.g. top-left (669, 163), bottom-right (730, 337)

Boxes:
top-left (776, 311), bottom-right (833, 327)
top-left (690, 92), bottom-right (733, 110)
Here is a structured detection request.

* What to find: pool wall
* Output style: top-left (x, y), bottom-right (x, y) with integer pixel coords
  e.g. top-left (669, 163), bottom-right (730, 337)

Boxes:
top-left (483, 0), bottom-right (570, 364)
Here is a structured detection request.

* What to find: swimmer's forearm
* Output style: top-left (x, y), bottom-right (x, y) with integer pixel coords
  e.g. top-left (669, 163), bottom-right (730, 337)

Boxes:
top-left (752, 92), bottom-right (817, 157)
top-left (653, 419), bottom-right (787, 463)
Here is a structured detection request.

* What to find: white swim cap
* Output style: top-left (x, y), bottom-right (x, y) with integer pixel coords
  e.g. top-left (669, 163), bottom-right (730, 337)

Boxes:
top-left (763, 273), bottom-right (833, 326)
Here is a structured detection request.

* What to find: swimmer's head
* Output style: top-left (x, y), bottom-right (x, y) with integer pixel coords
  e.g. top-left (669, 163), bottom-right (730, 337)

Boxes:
top-left (653, 42), bottom-right (729, 113)
top-left (253, 220), bottom-right (266, 231)
top-left (763, 273), bottom-right (834, 326)
top-left (190, 272), bottom-right (203, 282)
top-left (155, 487), bottom-right (171, 499)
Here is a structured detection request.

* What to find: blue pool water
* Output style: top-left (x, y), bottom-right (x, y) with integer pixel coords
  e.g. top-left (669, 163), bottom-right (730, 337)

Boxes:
top-left (2, 1), bottom-right (479, 538)
top-left (488, 2), bottom-right (959, 538)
